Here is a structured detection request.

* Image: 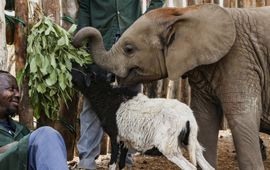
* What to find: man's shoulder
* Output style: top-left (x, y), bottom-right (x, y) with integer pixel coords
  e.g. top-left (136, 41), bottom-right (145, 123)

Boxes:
top-left (9, 118), bottom-right (30, 133)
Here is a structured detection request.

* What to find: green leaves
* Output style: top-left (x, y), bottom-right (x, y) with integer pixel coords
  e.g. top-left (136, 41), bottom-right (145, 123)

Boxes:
top-left (21, 16), bottom-right (92, 120)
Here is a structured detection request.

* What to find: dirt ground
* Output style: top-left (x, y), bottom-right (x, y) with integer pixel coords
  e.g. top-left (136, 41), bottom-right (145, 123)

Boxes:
top-left (94, 130), bottom-right (270, 170)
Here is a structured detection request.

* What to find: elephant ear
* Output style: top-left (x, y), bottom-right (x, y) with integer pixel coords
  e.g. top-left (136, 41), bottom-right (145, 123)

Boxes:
top-left (160, 4), bottom-right (236, 80)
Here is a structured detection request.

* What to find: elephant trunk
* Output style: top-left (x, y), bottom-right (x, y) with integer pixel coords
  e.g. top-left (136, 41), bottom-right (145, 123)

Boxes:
top-left (72, 27), bottom-right (122, 76)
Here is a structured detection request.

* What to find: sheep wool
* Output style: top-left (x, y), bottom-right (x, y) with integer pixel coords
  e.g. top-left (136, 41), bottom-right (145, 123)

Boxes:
top-left (116, 93), bottom-right (197, 153)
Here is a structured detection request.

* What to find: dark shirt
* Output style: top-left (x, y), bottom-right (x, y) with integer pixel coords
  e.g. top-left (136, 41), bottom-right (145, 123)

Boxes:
top-left (0, 118), bottom-right (30, 170)
top-left (77, 0), bottom-right (164, 50)
top-left (0, 119), bottom-right (15, 136)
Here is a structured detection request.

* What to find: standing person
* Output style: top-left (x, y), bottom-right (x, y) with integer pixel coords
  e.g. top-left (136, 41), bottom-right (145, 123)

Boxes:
top-left (0, 70), bottom-right (69, 170)
top-left (76, 1), bottom-right (164, 170)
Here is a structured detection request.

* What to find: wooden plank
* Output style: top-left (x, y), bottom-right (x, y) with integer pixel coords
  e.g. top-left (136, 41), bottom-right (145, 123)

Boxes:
top-left (42, 0), bottom-right (60, 23)
top-left (0, 0), bottom-right (8, 70)
top-left (61, 0), bottom-right (78, 30)
top-left (41, 0), bottom-right (78, 160)
top-left (223, 0), bottom-right (237, 7)
top-left (266, 0), bottom-right (270, 6)
top-left (179, 78), bottom-right (191, 105)
top-left (188, 0), bottom-right (196, 6)
top-left (243, 0), bottom-right (256, 7)
top-left (14, 0), bottom-right (33, 129)
top-left (256, 0), bottom-right (265, 6)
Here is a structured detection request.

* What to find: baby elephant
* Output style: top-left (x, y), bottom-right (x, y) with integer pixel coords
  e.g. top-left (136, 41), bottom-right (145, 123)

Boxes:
top-left (71, 64), bottom-right (214, 170)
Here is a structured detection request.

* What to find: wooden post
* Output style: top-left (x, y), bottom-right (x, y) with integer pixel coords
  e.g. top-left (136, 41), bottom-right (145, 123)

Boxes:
top-left (42, 0), bottom-right (60, 23)
top-left (179, 78), bottom-right (191, 105)
top-left (54, 94), bottom-right (79, 160)
top-left (144, 81), bottom-right (159, 98)
top-left (100, 133), bottom-right (110, 155)
top-left (14, 0), bottom-right (33, 129)
top-left (58, 0), bottom-right (80, 160)
top-left (188, 0), bottom-right (196, 5)
top-left (238, 0), bottom-right (244, 7)
top-left (223, 0), bottom-right (238, 7)
top-left (156, 80), bottom-right (164, 98)
top-left (161, 78), bottom-right (170, 98)
top-left (166, 80), bottom-right (180, 99)
top-left (213, 0), bottom-right (220, 4)
top-left (37, 0), bottom-right (62, 128)
top-left (266, 0), bottom-right (270, 5)
top-left (41, 0), bottom-right (78, 160)
top-left (243, 0), bottom-right (256, 7)
top-left (61, 0), bottom-right (78, 30)
top-left (0, 0), bottom-right (8, 70)
top-left (256, 0), bottom-right (265, 6)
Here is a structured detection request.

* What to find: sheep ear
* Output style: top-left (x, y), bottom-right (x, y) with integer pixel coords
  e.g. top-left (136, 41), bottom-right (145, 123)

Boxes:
top-left (161, 4), bottom-right (236, 80)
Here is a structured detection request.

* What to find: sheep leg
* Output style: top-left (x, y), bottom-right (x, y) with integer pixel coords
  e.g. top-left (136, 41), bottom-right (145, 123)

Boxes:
top-left (195, 144), bottom-right (215, 170)
top-left (108, 138), bottom-right (119, 170)
top-left (118, 142), bottom-right (128, 170)
top-left (165, 153), bottom-right (197, 170)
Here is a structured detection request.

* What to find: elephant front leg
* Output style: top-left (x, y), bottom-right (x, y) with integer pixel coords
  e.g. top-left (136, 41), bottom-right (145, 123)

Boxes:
top-left (190, 93), bottom-right (222, 168)
top-left (221, 94), bottom-right (264, 170)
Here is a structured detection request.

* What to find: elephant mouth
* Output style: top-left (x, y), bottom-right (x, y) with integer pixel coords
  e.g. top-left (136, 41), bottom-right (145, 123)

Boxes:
top-left (118, 67), bottom-right (159, 86)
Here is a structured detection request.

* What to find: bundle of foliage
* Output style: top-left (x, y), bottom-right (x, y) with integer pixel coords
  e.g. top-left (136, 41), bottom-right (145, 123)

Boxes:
top-left (19, 16), bottom-right (91, 120)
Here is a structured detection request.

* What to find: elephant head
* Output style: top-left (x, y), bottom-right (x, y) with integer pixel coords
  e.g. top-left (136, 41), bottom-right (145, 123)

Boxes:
top-left (72, 4), bottom-right (236, 85)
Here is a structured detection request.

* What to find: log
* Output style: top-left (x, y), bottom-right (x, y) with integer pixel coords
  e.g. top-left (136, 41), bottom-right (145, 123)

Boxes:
top-left (61, 0), bottom-right (78, 30)
top-left (266, 0), bottom-right (270, 6)
top-left (256, 0), bottom-right (265, 6)
top-left (14, 0), bottom-right (33, 129)
top-left (42, 0), bottom-right (60, 23)
top-left (58, 0), bottom-right (80, 160)
top-left (41, 0), bottom-right (79, 160)
top-left (223, 0), bottom-right (237, 10)
top-left (0, 0), bottom-right (8, 70)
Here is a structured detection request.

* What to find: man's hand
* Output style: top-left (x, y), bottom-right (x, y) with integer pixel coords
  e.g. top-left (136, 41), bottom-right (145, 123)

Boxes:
top-left (0, 141), bottom-right (18, 153)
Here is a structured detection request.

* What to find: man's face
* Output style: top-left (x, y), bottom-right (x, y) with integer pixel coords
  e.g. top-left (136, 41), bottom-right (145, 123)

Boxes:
top-left (0, 74), bottom-right (20, 120)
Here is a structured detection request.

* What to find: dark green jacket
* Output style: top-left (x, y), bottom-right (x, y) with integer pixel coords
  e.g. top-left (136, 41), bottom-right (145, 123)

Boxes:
top-left (77, 0), bottom-right (164, 50)
top-left (0, 118), bottom-right (30, 170)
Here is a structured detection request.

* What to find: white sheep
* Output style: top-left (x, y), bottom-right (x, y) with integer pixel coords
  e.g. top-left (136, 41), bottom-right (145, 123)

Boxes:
top-left (71, 64), bottom-right (214, 170)
top-left (116, 93), bottom-right (214, 170)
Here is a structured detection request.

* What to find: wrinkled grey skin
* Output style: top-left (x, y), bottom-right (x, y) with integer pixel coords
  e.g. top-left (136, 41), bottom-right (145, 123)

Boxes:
top-left (72, 4), bottom-right (270, 170)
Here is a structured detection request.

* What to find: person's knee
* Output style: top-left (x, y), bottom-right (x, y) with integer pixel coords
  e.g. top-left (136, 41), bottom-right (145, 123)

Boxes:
top-left (32, 126), bottom-right (63, 142)
top-left (37, 126), bottom-right (59, 135)
top-left (42, 126), bottom-right (62, 139)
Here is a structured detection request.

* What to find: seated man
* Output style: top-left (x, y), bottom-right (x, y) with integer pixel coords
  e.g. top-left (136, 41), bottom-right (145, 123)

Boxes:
top-left (0, 70), bottom-right (68, 170)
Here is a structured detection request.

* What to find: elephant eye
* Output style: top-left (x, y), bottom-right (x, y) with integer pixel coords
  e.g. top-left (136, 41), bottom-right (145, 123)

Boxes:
top-left (124, 44), bottom-right (134, 54)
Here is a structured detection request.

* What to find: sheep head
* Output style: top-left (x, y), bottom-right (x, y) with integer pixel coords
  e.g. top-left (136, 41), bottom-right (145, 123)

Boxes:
top-left (71, 63), bottom-right (114, 92)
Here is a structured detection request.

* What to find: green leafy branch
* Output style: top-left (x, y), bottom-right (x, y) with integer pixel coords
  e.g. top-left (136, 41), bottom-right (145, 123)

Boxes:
top-left (20, 16), bottom-right (91, 120)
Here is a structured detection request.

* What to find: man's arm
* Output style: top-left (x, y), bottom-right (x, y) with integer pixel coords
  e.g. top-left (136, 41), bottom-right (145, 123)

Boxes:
top-left (146, 0), bottom-right (165, 12)
top-left (76, 0), bottom-right (91, 31)
top-left (0, 141), bottom-right (18, 153)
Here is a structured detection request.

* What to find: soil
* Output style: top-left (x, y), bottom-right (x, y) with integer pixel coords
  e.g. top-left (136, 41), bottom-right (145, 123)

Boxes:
top-left (94, 130), bottom-right (270, 170)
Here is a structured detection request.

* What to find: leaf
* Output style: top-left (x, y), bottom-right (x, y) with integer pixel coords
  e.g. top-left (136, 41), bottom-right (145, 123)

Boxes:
top-left (40, 56), bottom-right (50, 75)
top-left (30, 58), bottom-right (37, 73)
top-left (68, 24), bottom-right (77, 34)
top-left (49, 89), bottom-right (57, 96)
top-left (37, 83), bottom-right (46, 93)
top-left (50, 53), bottom-right (57, 68)
top-left (57, 37), bottom-right (66, 46)
top-left (59, 73), bottom-right (66, 90)
top-left (45, 69), bottom-right (57, 86)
